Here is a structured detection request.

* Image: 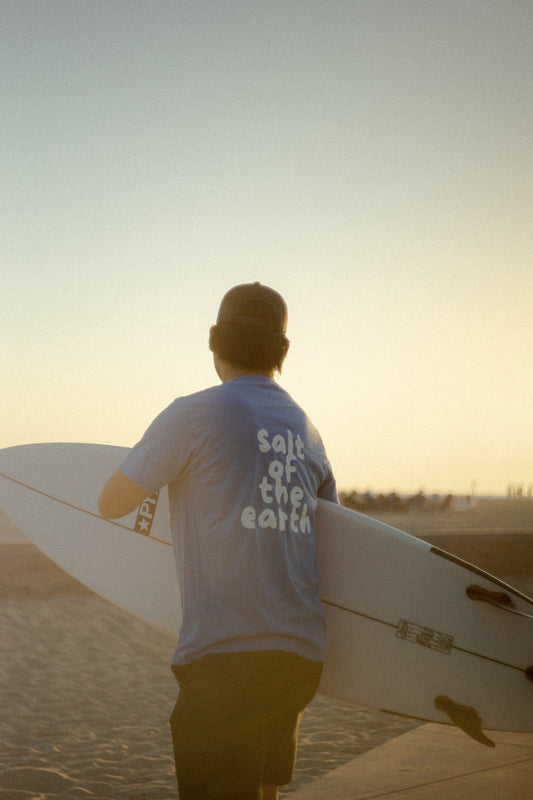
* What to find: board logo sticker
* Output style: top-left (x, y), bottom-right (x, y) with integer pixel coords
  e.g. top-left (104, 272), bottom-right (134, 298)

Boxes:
top-left (396, 619), bottom-right (454, 654)
top-left (134, 492), bottom-right (160, 535)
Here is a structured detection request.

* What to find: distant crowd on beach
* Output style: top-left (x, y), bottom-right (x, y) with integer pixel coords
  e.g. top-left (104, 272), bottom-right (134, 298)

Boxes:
top-left (340, 484), bottom-right (533, 513)
top-left (507, 483), bottom-right (532, 499)
top-left (339, 490), bottom-right (456, 514)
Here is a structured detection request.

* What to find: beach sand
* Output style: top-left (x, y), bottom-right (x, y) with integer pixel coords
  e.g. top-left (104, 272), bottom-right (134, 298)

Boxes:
top-left (1, 504), bottom-right (531, 799)
top-left (0, 515), bottom-right (422, 799)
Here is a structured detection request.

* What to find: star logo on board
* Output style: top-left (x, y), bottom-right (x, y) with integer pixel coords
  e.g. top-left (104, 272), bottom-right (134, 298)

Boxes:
top-left (137, 518), bottom-right (151, 534)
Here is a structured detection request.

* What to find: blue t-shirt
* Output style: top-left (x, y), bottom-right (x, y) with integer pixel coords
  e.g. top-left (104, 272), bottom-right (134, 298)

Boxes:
top-left (120, 376), bottom-right (337, 665)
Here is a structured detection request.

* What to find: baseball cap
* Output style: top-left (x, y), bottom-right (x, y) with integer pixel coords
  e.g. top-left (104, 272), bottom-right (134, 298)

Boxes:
top-left (216, 282), bottom-right (288, 334)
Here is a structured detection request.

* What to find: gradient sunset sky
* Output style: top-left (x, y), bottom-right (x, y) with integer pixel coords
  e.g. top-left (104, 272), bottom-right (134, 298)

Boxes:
top-left (3, 1), bottom-right (532, 495)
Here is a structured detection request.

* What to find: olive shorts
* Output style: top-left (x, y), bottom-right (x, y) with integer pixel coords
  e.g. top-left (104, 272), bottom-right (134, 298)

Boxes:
top-left (169, 650), bottom-right (322, 800)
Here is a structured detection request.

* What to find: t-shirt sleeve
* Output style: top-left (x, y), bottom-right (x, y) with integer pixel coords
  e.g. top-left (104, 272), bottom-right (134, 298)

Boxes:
top-left (318, 462), bottom-right (338, 503)
top-left (119, 399), bottom-right (194, 494)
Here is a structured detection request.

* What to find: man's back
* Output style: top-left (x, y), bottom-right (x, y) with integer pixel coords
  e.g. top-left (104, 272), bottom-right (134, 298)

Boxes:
top-left (121, 375), bottom-right (337, 665)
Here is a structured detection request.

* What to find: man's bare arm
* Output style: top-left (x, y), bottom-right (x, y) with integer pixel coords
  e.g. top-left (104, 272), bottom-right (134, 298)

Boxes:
top-left (98, 469), bottom-right (148, 519)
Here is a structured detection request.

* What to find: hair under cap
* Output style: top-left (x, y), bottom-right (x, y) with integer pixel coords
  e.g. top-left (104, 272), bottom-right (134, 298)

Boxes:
top-left (216, 282), bottom-right (288, 334)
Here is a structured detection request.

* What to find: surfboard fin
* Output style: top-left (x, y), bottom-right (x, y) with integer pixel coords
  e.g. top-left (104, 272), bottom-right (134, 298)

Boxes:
top-left (466, 584), bottom-right (533, 619)
top-left (434, 695), bottom-right (495, 747)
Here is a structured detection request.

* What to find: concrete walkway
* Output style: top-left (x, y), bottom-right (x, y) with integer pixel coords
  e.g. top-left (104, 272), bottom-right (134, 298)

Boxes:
top-left (289, 723), bottom-right (533, 799)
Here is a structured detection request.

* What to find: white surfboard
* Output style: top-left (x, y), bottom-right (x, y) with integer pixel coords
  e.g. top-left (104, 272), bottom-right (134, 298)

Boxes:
top-left (0, 443), bottom-right (179, 633)
top-left (1, 443), bottom-right (532, 747)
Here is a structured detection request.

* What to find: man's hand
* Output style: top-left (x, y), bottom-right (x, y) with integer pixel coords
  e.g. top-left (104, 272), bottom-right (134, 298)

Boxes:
top-left (98, 469), bottom-right (148, 519)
